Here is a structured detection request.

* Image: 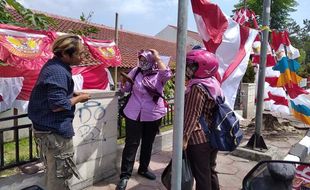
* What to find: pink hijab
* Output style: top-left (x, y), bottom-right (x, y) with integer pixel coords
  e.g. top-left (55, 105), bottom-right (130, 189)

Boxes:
top-left (185, 77), bottom-right (223, 99)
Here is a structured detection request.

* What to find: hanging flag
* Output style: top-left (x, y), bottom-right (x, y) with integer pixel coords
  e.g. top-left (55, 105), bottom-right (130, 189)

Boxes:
top-left (191, 0), bottom-right (258, 108)
top-left (0, 24), bottom-right (121, 112)
top-left (232, 8), bottom-right (259, 29)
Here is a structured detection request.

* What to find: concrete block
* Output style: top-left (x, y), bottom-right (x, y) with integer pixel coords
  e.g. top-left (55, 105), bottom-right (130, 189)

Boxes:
top-left (231, 143), bottom-right (284, 162)
top-left (70, 153), bottom-right (117, 190)
top-left (74, 137), bottom-right (117, 165)
top-left (289, 143), bottom-right (308, 161)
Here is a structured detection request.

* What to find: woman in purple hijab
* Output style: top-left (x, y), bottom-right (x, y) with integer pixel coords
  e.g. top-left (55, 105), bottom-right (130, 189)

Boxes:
top-left (116, 49), bottom-right (172, 190)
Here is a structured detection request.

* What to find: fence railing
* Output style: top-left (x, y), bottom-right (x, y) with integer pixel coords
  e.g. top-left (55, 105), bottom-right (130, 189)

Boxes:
top-left (0, 114), bottom-right (38, 171)
top-left (117, 98), bottom-right (175, 139)
top-left (0, 99), bottom-right (175, 171)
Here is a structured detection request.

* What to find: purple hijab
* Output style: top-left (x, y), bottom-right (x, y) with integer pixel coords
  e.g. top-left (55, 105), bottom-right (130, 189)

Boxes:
top-left (186, 77), bottom-right (223, 99)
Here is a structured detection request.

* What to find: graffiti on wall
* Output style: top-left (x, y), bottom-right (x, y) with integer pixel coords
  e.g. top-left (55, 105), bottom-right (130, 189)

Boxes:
top-left (75, 100), bottom-right (107, 143)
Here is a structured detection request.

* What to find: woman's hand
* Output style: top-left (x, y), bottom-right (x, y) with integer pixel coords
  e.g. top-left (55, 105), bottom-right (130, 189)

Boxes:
top-left (149, 49), bottom-right (166, 70)
top-left (149, 49), bottom-right (160, 62)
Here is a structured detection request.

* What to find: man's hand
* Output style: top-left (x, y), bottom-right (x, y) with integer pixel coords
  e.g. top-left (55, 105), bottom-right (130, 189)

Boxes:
top-left (77, 92), bottom-right (90, 103)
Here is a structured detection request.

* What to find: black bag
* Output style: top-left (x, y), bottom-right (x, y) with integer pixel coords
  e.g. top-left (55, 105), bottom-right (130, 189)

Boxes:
top-left (119, 68), bottom-right (141, 117)
top-left (161, 152), bottom-right (193, 190)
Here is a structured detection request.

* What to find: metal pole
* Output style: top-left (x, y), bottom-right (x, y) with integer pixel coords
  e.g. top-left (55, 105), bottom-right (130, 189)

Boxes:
top-left (255, 0), bottom-right (271, 137)
top-left (172, 0), bottom-right (188, 189)
top-left (114, 12), bottom-right (119, 89)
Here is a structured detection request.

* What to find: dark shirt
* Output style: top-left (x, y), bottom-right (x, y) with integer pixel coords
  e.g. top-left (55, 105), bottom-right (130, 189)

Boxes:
top-left (28, 57), bottom-right (75, 138)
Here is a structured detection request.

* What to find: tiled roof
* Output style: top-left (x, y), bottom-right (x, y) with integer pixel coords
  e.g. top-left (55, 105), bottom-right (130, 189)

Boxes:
top-left (8, 9), bottom-right (177, 68)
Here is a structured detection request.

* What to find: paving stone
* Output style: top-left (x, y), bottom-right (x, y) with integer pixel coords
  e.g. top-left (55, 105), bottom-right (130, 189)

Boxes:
top-left (269, 140), bottom-right (292, 148)
top-left (217, 162), bottom-right (239, 175)
top-left (217, 154), bottom-right (234, 164)
top-left (218, 174), bottom-right (242, 189)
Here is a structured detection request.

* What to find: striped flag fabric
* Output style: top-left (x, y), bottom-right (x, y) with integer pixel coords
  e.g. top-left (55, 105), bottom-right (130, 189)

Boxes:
top-left (191, 0), bottom-right (258, 108)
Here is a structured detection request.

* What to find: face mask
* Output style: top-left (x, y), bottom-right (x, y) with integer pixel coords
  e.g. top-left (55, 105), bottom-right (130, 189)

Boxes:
top-left (139, 60), bottom-right (153, 71)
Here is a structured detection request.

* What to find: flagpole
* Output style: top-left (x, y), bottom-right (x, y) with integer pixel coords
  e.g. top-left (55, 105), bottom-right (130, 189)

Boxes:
top-left (114, 12), bottom-right (119, 90)
top-left (246, 0), bottom-right (271, 150)
top-left (172, 0), bottom-right (188, 189)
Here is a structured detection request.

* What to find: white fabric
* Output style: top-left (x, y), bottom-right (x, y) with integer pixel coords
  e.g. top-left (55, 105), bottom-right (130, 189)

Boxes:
top-left (72, 74), bottom-right (84, 91)
top-left (218, 19), bottom-right (258, 108)
top-left (159, 55), bottom-right (171, 67)
top-left (299, 136), bottom-right (310, 154)
top-left (13, 100), bottom-right (29, 113)
top-left (0, 77), bottom-right (24, 112)
top-left (284, 154), bottom-right (300, 162)
top-left (105, 68), bottom-right (114, 86)
top-left (291, 94), bottom-right (310, 107)
top-left (265, 67), bottom-right (280, 78)
top-left (277, 44), bottom-right (300, 60)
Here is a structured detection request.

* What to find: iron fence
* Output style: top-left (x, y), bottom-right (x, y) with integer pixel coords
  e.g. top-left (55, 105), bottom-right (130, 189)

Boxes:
top-left (0, 114), bottom-right (38, 171)
top-left (118, 98), bottom-right (174, 139)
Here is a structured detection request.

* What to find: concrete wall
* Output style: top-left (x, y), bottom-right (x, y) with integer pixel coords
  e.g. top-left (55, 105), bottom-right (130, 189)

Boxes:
top-left (241, 83), bottom-right (256, 119)
top-left (0, 90), bottom-right (119, 190)
top-left (0, 129), bottom-right (174, 190)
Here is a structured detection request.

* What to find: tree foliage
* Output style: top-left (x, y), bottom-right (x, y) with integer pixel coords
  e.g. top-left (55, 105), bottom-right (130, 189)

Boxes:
top-left (234, 0), bottom-right (298, 30)
top-left (68, 11), bottom-right (99, 37)
top-left (0, 0), bottom-right (54, 30)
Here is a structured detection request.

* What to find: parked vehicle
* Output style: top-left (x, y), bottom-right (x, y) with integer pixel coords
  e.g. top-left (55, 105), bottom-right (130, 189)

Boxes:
top-left (242, 160), bottom-right (310, 190)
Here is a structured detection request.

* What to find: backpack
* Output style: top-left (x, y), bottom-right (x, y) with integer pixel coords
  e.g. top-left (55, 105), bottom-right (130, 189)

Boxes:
top-left (198, 84), bottom-right (243, 151)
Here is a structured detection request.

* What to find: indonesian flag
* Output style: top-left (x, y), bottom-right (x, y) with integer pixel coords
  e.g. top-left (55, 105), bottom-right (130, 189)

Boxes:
top-left (191, 0), bottom-right (258, 108)
top-left (0, 24), bottom-right (120, 112)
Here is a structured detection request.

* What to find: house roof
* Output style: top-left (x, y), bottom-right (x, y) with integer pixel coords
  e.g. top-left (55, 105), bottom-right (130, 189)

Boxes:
top-left (8, 9), bottom-right (177, 68)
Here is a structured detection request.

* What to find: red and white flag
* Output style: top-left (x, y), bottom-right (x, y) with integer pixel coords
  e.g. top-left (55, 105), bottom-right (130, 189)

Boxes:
top-left (191, 0), bottom-right (258, 108)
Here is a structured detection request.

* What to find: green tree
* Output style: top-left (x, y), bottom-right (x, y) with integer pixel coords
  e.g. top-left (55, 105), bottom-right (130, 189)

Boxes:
top-left (242, 61), bottom-right (256, 83)
top-left (68, 11), bottom-right (99, 37)
top-left (0, 0), bottom-right (54, 30)
top-left (234, 0), bottom-right (298, 30)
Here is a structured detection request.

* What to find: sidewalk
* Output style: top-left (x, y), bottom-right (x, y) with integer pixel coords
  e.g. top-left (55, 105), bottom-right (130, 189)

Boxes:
top-left (85, 147), bottom-right (257, 190)
top-left (85, 124), bottom-right (305, 190)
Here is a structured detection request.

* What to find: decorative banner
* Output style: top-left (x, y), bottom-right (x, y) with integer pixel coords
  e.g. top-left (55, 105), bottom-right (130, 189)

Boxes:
top-left (83, 37), bottom-right (121, 67)
top-left (191, 0), bottom-right (258, 108)
top-left (0, 23), bottom-right (121, 112)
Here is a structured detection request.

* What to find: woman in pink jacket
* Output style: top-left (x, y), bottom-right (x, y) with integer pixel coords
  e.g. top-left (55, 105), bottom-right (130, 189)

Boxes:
top-left (116, 49), bottom-right (172, 190)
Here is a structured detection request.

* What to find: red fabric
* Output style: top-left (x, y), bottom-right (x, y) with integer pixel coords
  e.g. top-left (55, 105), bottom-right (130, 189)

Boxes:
top-left (191, 0), bottom-right (228, 53)
top-left (83, 37), bottom-right (121, 67)
top-left (265, 77), bottom-right (279, 87)
top-left (233, 8), bottom-right (259, 29)
top-left (266, 92), bottom-right (288, 106)
top-left (271, 30), bottom-right (291, 51)
top-left (0, 23), bottom-right (119, 108)
top-left (251, 54), bottom-right (277, 67)
top-left (285, 83), bottom-right (309, 99)
top-left (72, 64), bottom-right (108, 90)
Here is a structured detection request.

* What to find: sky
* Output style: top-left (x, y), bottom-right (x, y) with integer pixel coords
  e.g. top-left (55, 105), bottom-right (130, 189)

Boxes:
top-left (17, 0), bottom-right (309, 36)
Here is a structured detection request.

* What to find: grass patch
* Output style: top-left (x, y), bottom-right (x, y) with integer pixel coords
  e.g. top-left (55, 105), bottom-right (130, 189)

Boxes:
top-left (0, 167), bottom-right (19, 178)
top-left (160, 125), bottom-right (173, 133)
top-left (3, 138), bottom-right (37, 166)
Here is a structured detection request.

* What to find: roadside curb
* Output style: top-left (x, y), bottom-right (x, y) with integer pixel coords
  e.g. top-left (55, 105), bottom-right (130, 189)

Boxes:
top-left (284, 129), bottom-right (310, 162)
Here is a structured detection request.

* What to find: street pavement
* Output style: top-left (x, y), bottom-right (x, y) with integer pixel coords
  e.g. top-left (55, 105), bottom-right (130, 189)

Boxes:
top-left (85, 147), bottom-right (257, 190)
top-left (85, 127), bottom-right (304, 190)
